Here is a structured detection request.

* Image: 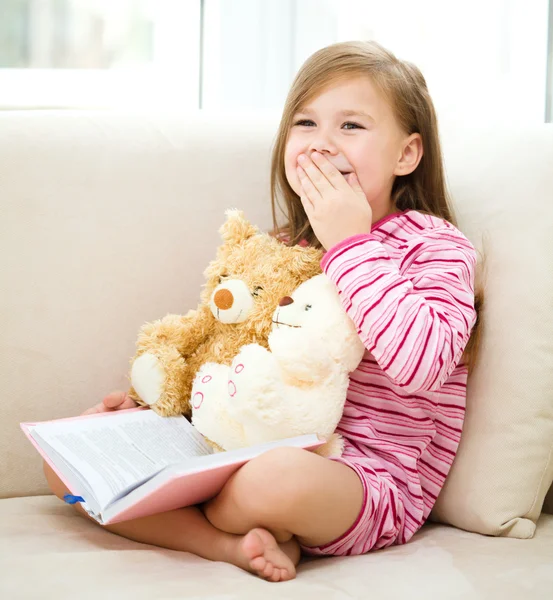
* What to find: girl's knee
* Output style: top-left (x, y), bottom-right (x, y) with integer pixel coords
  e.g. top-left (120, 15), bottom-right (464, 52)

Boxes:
top-left (247, 447), bottom-right (311, 485)
top-left (239, 447), bottom-right (316, 517)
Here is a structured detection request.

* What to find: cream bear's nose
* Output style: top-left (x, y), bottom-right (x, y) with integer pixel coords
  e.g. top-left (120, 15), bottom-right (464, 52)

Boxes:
top-left (279, 296), bottom-right (294, 307)
top-left (214, 289), bottom-right (234, 310)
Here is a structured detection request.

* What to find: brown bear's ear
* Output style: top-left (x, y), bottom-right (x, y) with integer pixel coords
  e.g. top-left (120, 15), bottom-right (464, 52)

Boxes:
top-left (219, 209), bottom-right (259, 244)
top-left (287, 246), bottom-right (325, 280)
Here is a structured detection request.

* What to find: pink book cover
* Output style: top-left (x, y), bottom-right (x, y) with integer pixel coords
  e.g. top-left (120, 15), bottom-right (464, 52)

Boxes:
top-left (21, 408), bottom-right (325, 525)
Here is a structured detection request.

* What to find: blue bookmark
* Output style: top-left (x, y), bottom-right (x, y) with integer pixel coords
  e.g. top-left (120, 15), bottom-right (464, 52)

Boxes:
top-left (63, 494), bottom-right (85, 505)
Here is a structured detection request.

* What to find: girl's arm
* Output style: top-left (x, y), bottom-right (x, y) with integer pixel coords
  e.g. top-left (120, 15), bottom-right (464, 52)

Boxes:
top-left (322, 227), bottom-right (477, 395)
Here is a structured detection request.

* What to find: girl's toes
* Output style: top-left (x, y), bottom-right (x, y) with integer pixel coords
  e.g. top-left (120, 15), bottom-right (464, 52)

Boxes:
top-left (270, 569), bottom-right (283, 582)
top-left (249, 556), bottom-right (266, 572)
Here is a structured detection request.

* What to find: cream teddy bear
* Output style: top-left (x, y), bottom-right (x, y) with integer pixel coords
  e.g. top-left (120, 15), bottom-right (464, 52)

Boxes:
top-left (129, 210), bottom-right (323, 417)
top-left (190, 274), bottom-right (366, 457)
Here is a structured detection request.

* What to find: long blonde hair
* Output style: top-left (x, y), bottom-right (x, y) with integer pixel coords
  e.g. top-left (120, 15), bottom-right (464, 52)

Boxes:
top-left (270, 40), bottom-right (484, 374)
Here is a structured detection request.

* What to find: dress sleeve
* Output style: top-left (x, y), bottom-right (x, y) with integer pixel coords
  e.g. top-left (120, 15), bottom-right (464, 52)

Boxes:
top-left (321, 228), bottom-right (477, 394)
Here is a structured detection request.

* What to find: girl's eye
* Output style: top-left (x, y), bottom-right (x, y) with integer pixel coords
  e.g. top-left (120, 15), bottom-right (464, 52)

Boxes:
top-left (252, 286), bottom-right (264, 297)
top-left (305, 304), bottom-right (312, 311)
top-left (342, 121), bottom-right (363, 130)
top-left (292, 119), bottom-right (363, 130)
top-left (218, 274), bottom-right (229, 283)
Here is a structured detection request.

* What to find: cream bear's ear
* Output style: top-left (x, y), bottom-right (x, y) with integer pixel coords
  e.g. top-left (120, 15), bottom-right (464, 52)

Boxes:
top-left (219, 209), bottom-right (259, 244)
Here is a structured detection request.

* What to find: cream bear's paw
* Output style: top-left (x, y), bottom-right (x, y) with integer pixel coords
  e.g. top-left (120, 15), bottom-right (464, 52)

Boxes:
top-left (227, 345), bottom-right (282, 421)
top-left (131, 353), bottom-right (165, 406)
top-left (192, 363), bottom-right (246, 451)
top-left (191, 364), bottom-right (225, 414)
top-left (229, 344), bottom-right (277, 396)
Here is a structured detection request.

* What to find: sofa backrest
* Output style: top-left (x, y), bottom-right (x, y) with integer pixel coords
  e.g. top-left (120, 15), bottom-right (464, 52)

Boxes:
top-left (0, 110), bottom-right (551, 516)
top-left (0, 110), bottom-right (276, 498)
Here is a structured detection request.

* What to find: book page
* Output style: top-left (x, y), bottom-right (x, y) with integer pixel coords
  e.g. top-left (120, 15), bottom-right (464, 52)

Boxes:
top-left (30, 410), bottom-right (213, 510)
top-left (36, 436), bottom-right (104, 517)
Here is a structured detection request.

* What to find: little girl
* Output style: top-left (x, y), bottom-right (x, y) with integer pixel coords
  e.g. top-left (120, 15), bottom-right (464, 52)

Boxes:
top-left (44, 40), bottom-right (482, 583)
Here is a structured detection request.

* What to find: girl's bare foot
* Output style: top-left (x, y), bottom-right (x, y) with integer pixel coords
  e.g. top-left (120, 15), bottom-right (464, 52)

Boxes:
top-left (229, 528), bottom-right (300, 582)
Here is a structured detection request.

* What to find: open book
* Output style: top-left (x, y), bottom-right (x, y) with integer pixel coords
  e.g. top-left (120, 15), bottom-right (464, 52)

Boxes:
top-left (21, 408), bottom-right (324, 525)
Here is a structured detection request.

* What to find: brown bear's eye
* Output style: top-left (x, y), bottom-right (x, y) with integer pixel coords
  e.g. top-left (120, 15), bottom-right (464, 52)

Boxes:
top-left (252, 286), bottom-right (264, 297)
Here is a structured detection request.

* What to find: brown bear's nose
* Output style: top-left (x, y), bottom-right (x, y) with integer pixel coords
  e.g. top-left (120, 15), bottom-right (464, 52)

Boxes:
top-left (214, 289), bottom-right (234, 310)
top-left (279, 296), bottom-right (294, 307)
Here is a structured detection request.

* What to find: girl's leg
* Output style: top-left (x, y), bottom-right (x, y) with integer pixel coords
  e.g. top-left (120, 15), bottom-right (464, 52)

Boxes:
top-left (98, 506), bottom-right (301, 581)
top-left (202, 446), bottom-right (365, 548)
top-left (43, 461), bottom-right (300, 582)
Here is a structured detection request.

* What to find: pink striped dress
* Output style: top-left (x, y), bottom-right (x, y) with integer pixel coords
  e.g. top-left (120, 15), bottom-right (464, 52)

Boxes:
top-left (300, 209), bottom-right (477, 556)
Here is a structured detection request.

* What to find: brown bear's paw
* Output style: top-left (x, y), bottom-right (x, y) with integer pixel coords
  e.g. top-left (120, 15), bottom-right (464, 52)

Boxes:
top-left (131, 352), bottom-right (165, 407)
top-left (130, 351), bottom-right (187, 416)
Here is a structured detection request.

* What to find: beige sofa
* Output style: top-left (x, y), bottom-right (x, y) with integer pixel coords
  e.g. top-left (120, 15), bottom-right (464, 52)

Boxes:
top-left (1, 110), bottom-right (552, 599)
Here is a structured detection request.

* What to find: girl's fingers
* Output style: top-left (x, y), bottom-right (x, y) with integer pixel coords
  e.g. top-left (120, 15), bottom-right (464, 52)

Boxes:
top-left (81, 393), bottom-right (137, 417)
top-left (81, 403), bottom-right (108, 415)
top-left (103, 390), bottom-right (128, 409)
top-left (297, 165), bottom-right (322, 205)
top-left (298, 182), bottom-right (312, 211)
top-left (310, 152), bottom-right (348, 190)
top-left (298, 156), bottom-right (333, 195)
top-left (300, 194), bottom-right (312, 219)
top-left (119, 396), bottom-right (139, 410)
top-left (347, 172), bottom-right (365, 195)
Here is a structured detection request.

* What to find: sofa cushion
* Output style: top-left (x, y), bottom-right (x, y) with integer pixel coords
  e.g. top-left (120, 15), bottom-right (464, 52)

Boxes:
top-left (429, 122), bottom-right (553, 538)
top-left (1, 496), bottom-right (552, 599)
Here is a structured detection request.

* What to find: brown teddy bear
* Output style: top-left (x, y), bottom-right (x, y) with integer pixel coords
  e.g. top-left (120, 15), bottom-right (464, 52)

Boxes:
top-left (128, 209), bottom-right (323, 418)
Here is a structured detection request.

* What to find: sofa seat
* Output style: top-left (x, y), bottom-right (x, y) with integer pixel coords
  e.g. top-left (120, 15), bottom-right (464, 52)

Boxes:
top-left (1, 495), bottom-right (551, 599)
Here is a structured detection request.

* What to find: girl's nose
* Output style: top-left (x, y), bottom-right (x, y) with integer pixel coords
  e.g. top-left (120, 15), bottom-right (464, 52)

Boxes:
top-left (308, 129), bottom-right (338, 155)
top-left (279, 296), bottom-right (294, 307)
top-left (308, 144), bottom-right (338, 156)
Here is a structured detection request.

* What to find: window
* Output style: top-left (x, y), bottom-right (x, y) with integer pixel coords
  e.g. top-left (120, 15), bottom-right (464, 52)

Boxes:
top-left (0, 0), bottom-right (200, 108)
top-left (1, 0), bottom-right (551, 122)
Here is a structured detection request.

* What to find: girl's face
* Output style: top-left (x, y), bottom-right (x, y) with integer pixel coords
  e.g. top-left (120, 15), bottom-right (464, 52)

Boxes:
top-left (284, 76), bottom-right (421, 224)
